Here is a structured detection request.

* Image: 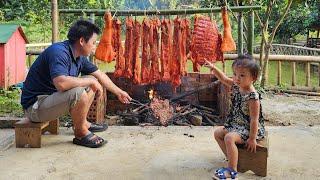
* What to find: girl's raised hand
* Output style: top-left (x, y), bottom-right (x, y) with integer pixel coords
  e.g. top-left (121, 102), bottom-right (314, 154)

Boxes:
top-left (203, 60), bottom-right (214, 69)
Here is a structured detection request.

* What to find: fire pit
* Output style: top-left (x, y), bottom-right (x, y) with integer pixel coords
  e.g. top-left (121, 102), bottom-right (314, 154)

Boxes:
top-left (105, 72), bottom-right (230, 126)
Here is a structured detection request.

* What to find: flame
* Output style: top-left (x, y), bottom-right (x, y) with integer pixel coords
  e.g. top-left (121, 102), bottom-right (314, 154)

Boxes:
top-left (148, 89), bottom-right (154, 100)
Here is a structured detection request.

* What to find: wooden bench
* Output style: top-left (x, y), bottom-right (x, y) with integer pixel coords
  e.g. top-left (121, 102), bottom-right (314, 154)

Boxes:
top-left (15, 118), bottom-right (59, 148)
top-left (237, 132), bottom-right (269, 177)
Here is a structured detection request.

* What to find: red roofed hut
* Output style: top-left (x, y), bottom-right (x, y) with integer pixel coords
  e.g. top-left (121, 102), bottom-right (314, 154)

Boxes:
top-left (0, 24), bottom-right (28, 89)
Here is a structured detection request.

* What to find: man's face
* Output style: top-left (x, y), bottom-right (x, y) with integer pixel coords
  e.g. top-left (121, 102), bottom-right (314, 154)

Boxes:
top-left (80, 33), bottom-right (98, 56)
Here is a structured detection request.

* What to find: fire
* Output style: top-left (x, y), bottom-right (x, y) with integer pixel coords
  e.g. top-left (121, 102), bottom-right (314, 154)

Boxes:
top-left (148, 89), bottom-right (154, 100)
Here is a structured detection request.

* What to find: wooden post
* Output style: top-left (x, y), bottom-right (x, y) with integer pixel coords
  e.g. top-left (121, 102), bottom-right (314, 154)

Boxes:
top-left (51, 0), bottom-right (59, 43)
top-left (277, 60), bottom-right (281, 86)
top-left (291, 62), bottom-right (296, 86)
top-left (306, 62), bottom-right (311, 87)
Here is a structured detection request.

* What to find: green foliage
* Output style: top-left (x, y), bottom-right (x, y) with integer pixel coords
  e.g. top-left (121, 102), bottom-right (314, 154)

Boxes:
top-left (255, 0), bottom-right (319, 43)
top-left (0, 89), bottom-right (23, 117)
top-left (276, 0), bottom-right (319, 43)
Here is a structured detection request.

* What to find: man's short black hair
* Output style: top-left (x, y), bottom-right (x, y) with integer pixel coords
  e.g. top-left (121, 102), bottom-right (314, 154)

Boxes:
top-left (67, 20), bottom-right (100, 44)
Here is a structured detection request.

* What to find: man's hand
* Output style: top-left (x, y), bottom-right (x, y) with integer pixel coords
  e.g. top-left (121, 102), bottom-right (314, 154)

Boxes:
top-left (90, 79), bottom-right (103, 98)
top-left (246, 138), bottom-right (258, 153)
top-left (116, 90), bottom-right (132, 104)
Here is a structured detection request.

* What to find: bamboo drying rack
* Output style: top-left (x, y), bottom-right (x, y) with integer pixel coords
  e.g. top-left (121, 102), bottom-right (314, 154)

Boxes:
top-left (51, 0), bottom-right (260, 55)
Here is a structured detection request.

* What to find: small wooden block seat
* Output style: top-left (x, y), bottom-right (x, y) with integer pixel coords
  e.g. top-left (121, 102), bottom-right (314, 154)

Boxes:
top-left (15, 118), bottom-right (59, 148)
top-left (237, 132), bottom-right (269, 177)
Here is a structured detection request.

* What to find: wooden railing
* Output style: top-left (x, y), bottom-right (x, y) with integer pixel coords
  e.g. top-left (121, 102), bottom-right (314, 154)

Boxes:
top-left (254, 44), bottom-right (320, 56)
top-left (26, 49), bottom-right (320, 94)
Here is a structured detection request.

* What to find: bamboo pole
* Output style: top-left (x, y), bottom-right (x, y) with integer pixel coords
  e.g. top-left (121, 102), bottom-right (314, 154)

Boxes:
top-left (237, 12), bottom-right (244, 55)
top-left (291, 62), bottom-right (296, 86)
top-left (89, 13), bottom-right (95, 63)
top-left (270, 89), bottom-right (320, 96)
top-left (306, 62), bottom-right (311, 87)
top-left (277, 60), bottom-right (281, 86)
top-left (51, 0), bottom-right (58, 43)
top-left (247, 6), bottom-right (254, 55)
top-left (59, 6), bottom-right (261, 16)
top-left (223, 62), bottom-right (226, 73)
top-left (27, 55), bottom-right (32, 68)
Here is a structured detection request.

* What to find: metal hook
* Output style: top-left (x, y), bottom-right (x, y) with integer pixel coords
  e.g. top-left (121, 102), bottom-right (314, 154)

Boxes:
top-left (112, 9), bottom-right (118, 19)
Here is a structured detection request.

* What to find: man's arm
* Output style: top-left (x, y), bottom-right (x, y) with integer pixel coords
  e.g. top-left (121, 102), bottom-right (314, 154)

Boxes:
top-left (91, 70), bottom-right (131, 103)
top-left (53, 75), bottom-right (102, 94)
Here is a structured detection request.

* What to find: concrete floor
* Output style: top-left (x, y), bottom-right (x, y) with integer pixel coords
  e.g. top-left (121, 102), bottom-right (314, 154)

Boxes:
top-left (0, 126), bottom-right (320, 180)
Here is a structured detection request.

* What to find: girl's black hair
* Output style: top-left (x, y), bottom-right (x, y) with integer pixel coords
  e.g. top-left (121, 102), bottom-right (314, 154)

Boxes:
top-left (232, 54), bottom-right (260, 79)
top-left (67, 20), bottom-right (100, 44)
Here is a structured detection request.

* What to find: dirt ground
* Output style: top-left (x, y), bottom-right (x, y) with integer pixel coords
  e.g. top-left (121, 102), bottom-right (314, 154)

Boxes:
top-left (262, 92), bottom-right (320, 126)
top-left (0, 93), bottom-right (320, 180)
top-left (0, 126), bottom-right (320, 180)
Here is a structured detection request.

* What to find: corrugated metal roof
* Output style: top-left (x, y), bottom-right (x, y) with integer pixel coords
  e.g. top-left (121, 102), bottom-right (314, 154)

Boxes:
top-left (0, 24), bottom-right (28, 44)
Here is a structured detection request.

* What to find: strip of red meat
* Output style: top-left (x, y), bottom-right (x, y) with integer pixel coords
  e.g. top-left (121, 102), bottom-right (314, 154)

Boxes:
top-left (133, 20), bottom-right (142, 84)
top-left (150, 18), bottom-right (161, 84)
top-left (141, 18), bottom-right (152, 84)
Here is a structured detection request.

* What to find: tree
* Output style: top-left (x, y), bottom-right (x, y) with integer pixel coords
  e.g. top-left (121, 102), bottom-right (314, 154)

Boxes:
top-left (255, 0), bottom-right (294, 88)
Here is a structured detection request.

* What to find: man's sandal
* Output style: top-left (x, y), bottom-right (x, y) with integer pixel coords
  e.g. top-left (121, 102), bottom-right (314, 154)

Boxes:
top-left (73, 132), bottom-right (107, 148)
top-left (212, 167), bottom-right (238, 180)
top-left (88, 122), bottom-right (108, 132)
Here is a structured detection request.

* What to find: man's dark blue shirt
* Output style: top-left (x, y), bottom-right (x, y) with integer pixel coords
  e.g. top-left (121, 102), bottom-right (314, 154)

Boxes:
top-left (21, 40), bottom-right (98, 110)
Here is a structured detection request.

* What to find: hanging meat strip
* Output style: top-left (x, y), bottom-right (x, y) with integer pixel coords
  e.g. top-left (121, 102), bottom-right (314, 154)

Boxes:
top-left (113, 19), bottom-right (126, 78)
top-left (150, 18), bottom-right (161, 84)
top-left (185, 18), bottom-right (192, 58)
top-left (160, 19), bottom-right (172, 81)
top-left (171, 17), bottom-right (182, 89)
top-left (141, 18), bottom-right (152, 84)
top-left (191, 15), bottom-right (223, 66)
top-left (95, 12), bottom-right (116, 63)
top-left (112, 19), bottom-right (119, 58)
top-left (132, 20), bottom-right (142, 84)
top-left (221, 6), bottom-right (236, 52)
top-left (124, 17), bottom-right (134, 78)
top-left (180, 18), bottom-right (188, 76)
top-left (185, 18), bottom-right (200, 72)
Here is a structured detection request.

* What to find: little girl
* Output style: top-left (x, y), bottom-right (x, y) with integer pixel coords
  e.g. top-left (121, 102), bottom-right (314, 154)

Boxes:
top-left (204, 55), bottom-right (265, 180)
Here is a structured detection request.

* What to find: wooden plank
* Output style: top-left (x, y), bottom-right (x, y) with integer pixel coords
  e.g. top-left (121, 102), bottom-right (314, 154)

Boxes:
top-left (199, 73), bottom-right (216, 102)
top-left (15, 118), bottom-right (49, 129)
top-left (291, 62), bottom-right (296, 86)
top-left (42, 119), bottom-right (59, 135)
top-left (217, 81), bottom-right (231, 123)
top-left (180, 73), bottom-right (200, 103)
top-left (15, 127), bottom-right (42, 148)
top-left (277, 60), bottom-right (282, 86)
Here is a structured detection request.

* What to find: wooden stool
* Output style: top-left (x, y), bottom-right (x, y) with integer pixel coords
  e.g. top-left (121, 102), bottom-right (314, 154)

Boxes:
top-left (237, 132), bottom-right (269, 177)
top-left (15, 118), bottom-right (59, 148)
